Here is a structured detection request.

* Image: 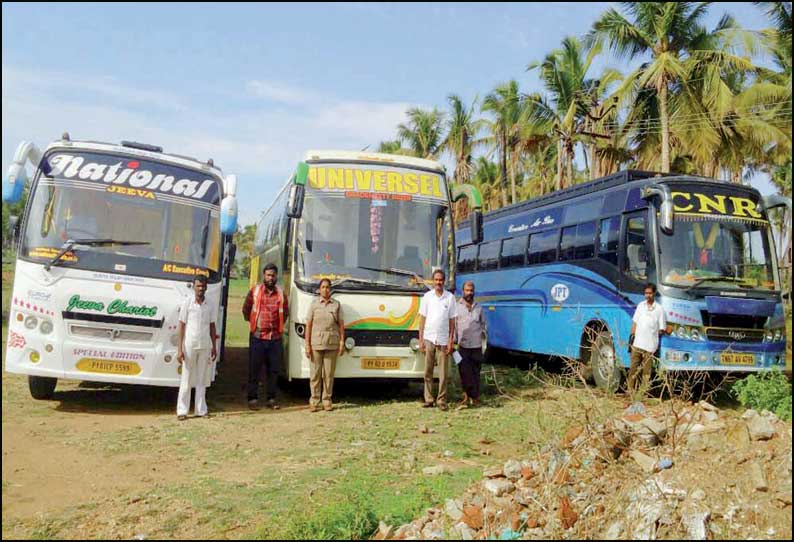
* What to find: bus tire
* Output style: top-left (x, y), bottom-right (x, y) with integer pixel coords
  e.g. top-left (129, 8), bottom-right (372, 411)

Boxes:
top-left (591, 329), bottom-right (622, 393)
top-left (28, 376), bottom-right (57, 400)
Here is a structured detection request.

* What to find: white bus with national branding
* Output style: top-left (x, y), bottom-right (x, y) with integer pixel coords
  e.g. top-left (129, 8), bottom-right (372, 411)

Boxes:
top-left (251, 150), bottom-right (482, 380)
top-left (3, 134), bottom-right (239, 399)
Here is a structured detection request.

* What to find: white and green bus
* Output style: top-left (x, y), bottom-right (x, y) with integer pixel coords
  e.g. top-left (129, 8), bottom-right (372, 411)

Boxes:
top-left (251, 150), bottom-right (482, 380)
top-left (3, 134), bottom-right (239, 399)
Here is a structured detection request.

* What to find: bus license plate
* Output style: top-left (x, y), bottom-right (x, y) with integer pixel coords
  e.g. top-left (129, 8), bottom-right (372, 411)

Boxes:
top-left (720, 353), bottom-right (755, 366)
top-left (361, 358), bottom-right (400, 370)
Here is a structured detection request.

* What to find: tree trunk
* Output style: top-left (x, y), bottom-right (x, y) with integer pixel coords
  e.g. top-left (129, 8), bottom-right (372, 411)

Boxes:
top-left (659, 82), bottom-right (670, 173)
top-left (566, 139), bottom-right (574, 187)
top-left (500, 132), bottom-right (509, 207)
top-left (556, 139), bottom-right (563, 192)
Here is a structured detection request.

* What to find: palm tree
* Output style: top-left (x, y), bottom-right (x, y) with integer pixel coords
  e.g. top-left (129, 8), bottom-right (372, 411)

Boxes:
top-left (376, 140), bottom-right (410, 155)
top-left (441, 94), bottom-right (485, 221)
top-left (471, 157), bottom-right (501, 212)
top-left (590, 2), bottom-right (756, 173)
top-left (482, 80), bottom-right (525, 205)
top-left (396, 107), bottom-right (446, 159)
top-left (527, 36), bottom-right (617, 189)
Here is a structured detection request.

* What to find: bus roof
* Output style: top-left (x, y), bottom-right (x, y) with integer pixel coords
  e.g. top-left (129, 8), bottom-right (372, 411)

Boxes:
top-left (43, 138), bottom-right (225, 179)
top-left (303, 149), bottom-right (445, 173)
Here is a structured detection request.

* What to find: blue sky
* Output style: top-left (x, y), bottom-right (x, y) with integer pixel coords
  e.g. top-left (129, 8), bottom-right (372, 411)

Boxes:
top-left (2, 2), bottom-right (780, 226)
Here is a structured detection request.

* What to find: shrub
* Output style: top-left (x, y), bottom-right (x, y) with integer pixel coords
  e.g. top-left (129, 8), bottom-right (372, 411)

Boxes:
top-left (731, 370), bottom-right (792, 421)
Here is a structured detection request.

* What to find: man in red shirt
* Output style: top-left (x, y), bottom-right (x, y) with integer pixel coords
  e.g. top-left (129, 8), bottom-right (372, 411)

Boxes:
top-left (242, 263), bottom-right (289, 410)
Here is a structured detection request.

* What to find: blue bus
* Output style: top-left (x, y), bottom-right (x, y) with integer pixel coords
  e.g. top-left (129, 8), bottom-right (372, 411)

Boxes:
top-left (455, 170), bottom-right (790, 390)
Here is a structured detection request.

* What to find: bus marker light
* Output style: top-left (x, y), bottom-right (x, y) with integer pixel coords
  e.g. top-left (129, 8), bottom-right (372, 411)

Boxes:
top-left (345, 337), bottom-right (356, 350)
top-left (16, 313), bottom-right (23, 322)
top-left (409, 338), bottom-right (420, 351)
top-left (164, 354), bottom-right (172, 363)
top-left (30, 351), bottom-right (40, 363)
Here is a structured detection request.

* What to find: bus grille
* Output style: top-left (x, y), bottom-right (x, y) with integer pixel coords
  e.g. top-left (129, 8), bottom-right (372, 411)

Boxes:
top-left (705, 328), bottom-right (765, 343)
top-left (70, 325), bottom-right (153, 342)
top-left (700, 311), bottom-right (767, 329)
top-left (346, 329), bottom-right (418, 347)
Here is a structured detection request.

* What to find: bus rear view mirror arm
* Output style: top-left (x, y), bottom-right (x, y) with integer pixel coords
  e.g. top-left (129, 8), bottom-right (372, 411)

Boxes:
top-left (642, 183), bottom-right (673, 234)
top-left (3, 141), bottom-right (42, 204)
top-left (761, 194), bottom-right (792, 214)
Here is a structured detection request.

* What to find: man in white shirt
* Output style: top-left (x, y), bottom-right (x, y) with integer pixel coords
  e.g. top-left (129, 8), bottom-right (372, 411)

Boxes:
top-left (177, 275), bottom-right (217, 419)
top-left (418, 269), bottom-right (456, 410)
top-left (627, 283), bottom-right (670, 395)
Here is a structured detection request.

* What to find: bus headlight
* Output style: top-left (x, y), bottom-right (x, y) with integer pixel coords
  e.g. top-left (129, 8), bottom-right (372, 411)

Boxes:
top-left (773, 328), bottom-right (783, 342)
top-left (344, 337), bottom-right (355, 350)
top-left (689, 328), bottom-right (701, 342)
top-left (764, 330), bottom-right (774, 343)
top-left (295, 323), bottom-right (306, 338)
top-left (675, 325), bottom-right (690, 340)
top-left (24, 315), bottom-right (38, 329)
top-left (409, 338), bottom-right (420, 351)
top-left (39, 320), bottom-right (54, 335)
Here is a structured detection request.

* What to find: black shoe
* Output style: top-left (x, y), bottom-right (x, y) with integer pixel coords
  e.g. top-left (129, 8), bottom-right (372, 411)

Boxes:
top-left (248, 399), bottom-right (260, 411)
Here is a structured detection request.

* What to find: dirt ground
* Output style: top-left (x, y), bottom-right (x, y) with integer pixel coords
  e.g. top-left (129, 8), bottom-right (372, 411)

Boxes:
top-left (2, 346), bottom-right (792, 539)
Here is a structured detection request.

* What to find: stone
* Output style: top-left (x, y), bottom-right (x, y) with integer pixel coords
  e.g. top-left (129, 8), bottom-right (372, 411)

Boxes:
top-left (741, 408), bottom-right (759, 419)
top-left (461, 505), bottom-right (484, 530)
top-left (702, 411), bottom-right (719, 423)
top-left (684, 510), bottom-right (710, 540)
top-left (521, 466), bottom-right (535, 480)
top-left (503, 459), bottom-right (522, 481)
top-left (630, 449), bottom-right (658, 473)
top-left (483, 466), bottom-right (503, 478)
top-left (420, 521), bottom-right (445, 540)
top-left (561, 425), bottom-right (584, 447)
top-left (749, 462), bottom-right (768, 492)
top-left (725, 423), bottom-right (751, 449)
top-left (375, 522), bottom-right (394, 540)
top-left (698, 400), bottom-right (718, 412)
top-left (746, 414), bottom-right (775, 441)
top-left (444, 499), bottom-right (463, 521)
top-left (558, 496), bottom-right (578, 529)
top-left (422, 465), bottom-right (450, 476)
top-left (454, 521), bottom-right (476, 540)
top-left (483, 478), bottom-right (515, 497)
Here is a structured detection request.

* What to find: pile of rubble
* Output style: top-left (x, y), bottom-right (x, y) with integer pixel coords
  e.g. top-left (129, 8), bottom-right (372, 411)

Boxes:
top-left (375, 401), bottom-right (792, 540)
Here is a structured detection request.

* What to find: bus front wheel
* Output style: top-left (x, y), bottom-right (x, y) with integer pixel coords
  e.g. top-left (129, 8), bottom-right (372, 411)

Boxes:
top-left (591, 330), bottom-right (622, 393)
top-left (28, 376), bottom-right (57, 400)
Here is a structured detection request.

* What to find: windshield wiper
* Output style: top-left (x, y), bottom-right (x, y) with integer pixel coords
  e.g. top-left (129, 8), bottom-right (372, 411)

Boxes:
top-left (684, 276), bottom-right (748, 293)
top-left (358, 265), bottom-right (426, 280)
top-left (45, 238), bottom-right (151, 271)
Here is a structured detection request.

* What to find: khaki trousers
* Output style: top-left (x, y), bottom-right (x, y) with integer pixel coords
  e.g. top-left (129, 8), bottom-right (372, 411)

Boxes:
top-left (627, 346), bottom-right (654, 393)
top-left (310, 349), bottom-right (338, 407)
top-left (423, 341), bottom-right (449, 406)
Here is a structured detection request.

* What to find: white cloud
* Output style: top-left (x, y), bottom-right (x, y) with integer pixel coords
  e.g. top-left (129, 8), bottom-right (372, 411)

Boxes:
top-left (245, 80), bottom-right (319, 106)
top-left (2, 65), bottom-right (419, 226)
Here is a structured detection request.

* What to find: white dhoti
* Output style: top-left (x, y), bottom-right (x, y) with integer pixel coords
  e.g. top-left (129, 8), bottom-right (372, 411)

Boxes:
top-left (177, 347), bottom-right (211, 416)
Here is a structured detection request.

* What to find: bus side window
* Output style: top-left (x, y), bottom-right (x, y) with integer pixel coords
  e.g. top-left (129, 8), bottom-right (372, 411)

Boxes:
top-left (528, 229), bottom-right (557, 265)
top-left (559, 226), bottom-right (576, 261)
top-left (477, 240), bottom-right (500, 271)
top-left (500, 236), bottom-right (527, 268)
top-left (624, 215), bottom-right (648, 281)
top-left (457, 245), bottom-right (477, 273)
top-left (598, 216), bottom-right (620, 266)
top-left (575, 221), bottom-right (596, 259)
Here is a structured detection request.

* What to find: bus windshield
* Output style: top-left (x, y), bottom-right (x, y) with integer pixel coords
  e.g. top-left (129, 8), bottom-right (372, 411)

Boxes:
top-left (21, 151), bottom-right (222, 278)
top-left (296, 194), bottom-right (449, 291)
top-left (658, 215), bottom-right (777, 292)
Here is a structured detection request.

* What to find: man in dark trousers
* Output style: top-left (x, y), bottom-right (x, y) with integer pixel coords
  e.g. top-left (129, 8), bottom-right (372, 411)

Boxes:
top-left (454, 281), bottom-right (487, 409)
top-left (242, 263), bottom-right (288, 410)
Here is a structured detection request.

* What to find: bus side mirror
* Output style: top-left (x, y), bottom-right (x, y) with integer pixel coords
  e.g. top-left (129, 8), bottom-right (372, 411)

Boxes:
top-left (470, 210), bottom-right (483, 244)
top-left (220, 174), bottom-right (238, 235)
top-left (287, 184), bottom-right (305, 219)
top-left (3, 163), bottom-right (27, 203)
top-left (660, 198), bottom-right (674, 234)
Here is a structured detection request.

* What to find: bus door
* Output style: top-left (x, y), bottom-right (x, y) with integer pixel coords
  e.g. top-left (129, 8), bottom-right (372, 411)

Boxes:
top-left (619, 210), bottom-right (652, 294)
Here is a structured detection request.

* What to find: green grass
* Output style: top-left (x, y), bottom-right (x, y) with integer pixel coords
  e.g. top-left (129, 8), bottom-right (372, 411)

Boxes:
top-left (224, 278), bottom-right (251, 347)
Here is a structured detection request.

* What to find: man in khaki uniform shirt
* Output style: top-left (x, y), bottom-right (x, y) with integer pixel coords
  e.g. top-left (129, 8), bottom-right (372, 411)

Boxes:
top-left (305, 278), bottom-right (345, 412)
